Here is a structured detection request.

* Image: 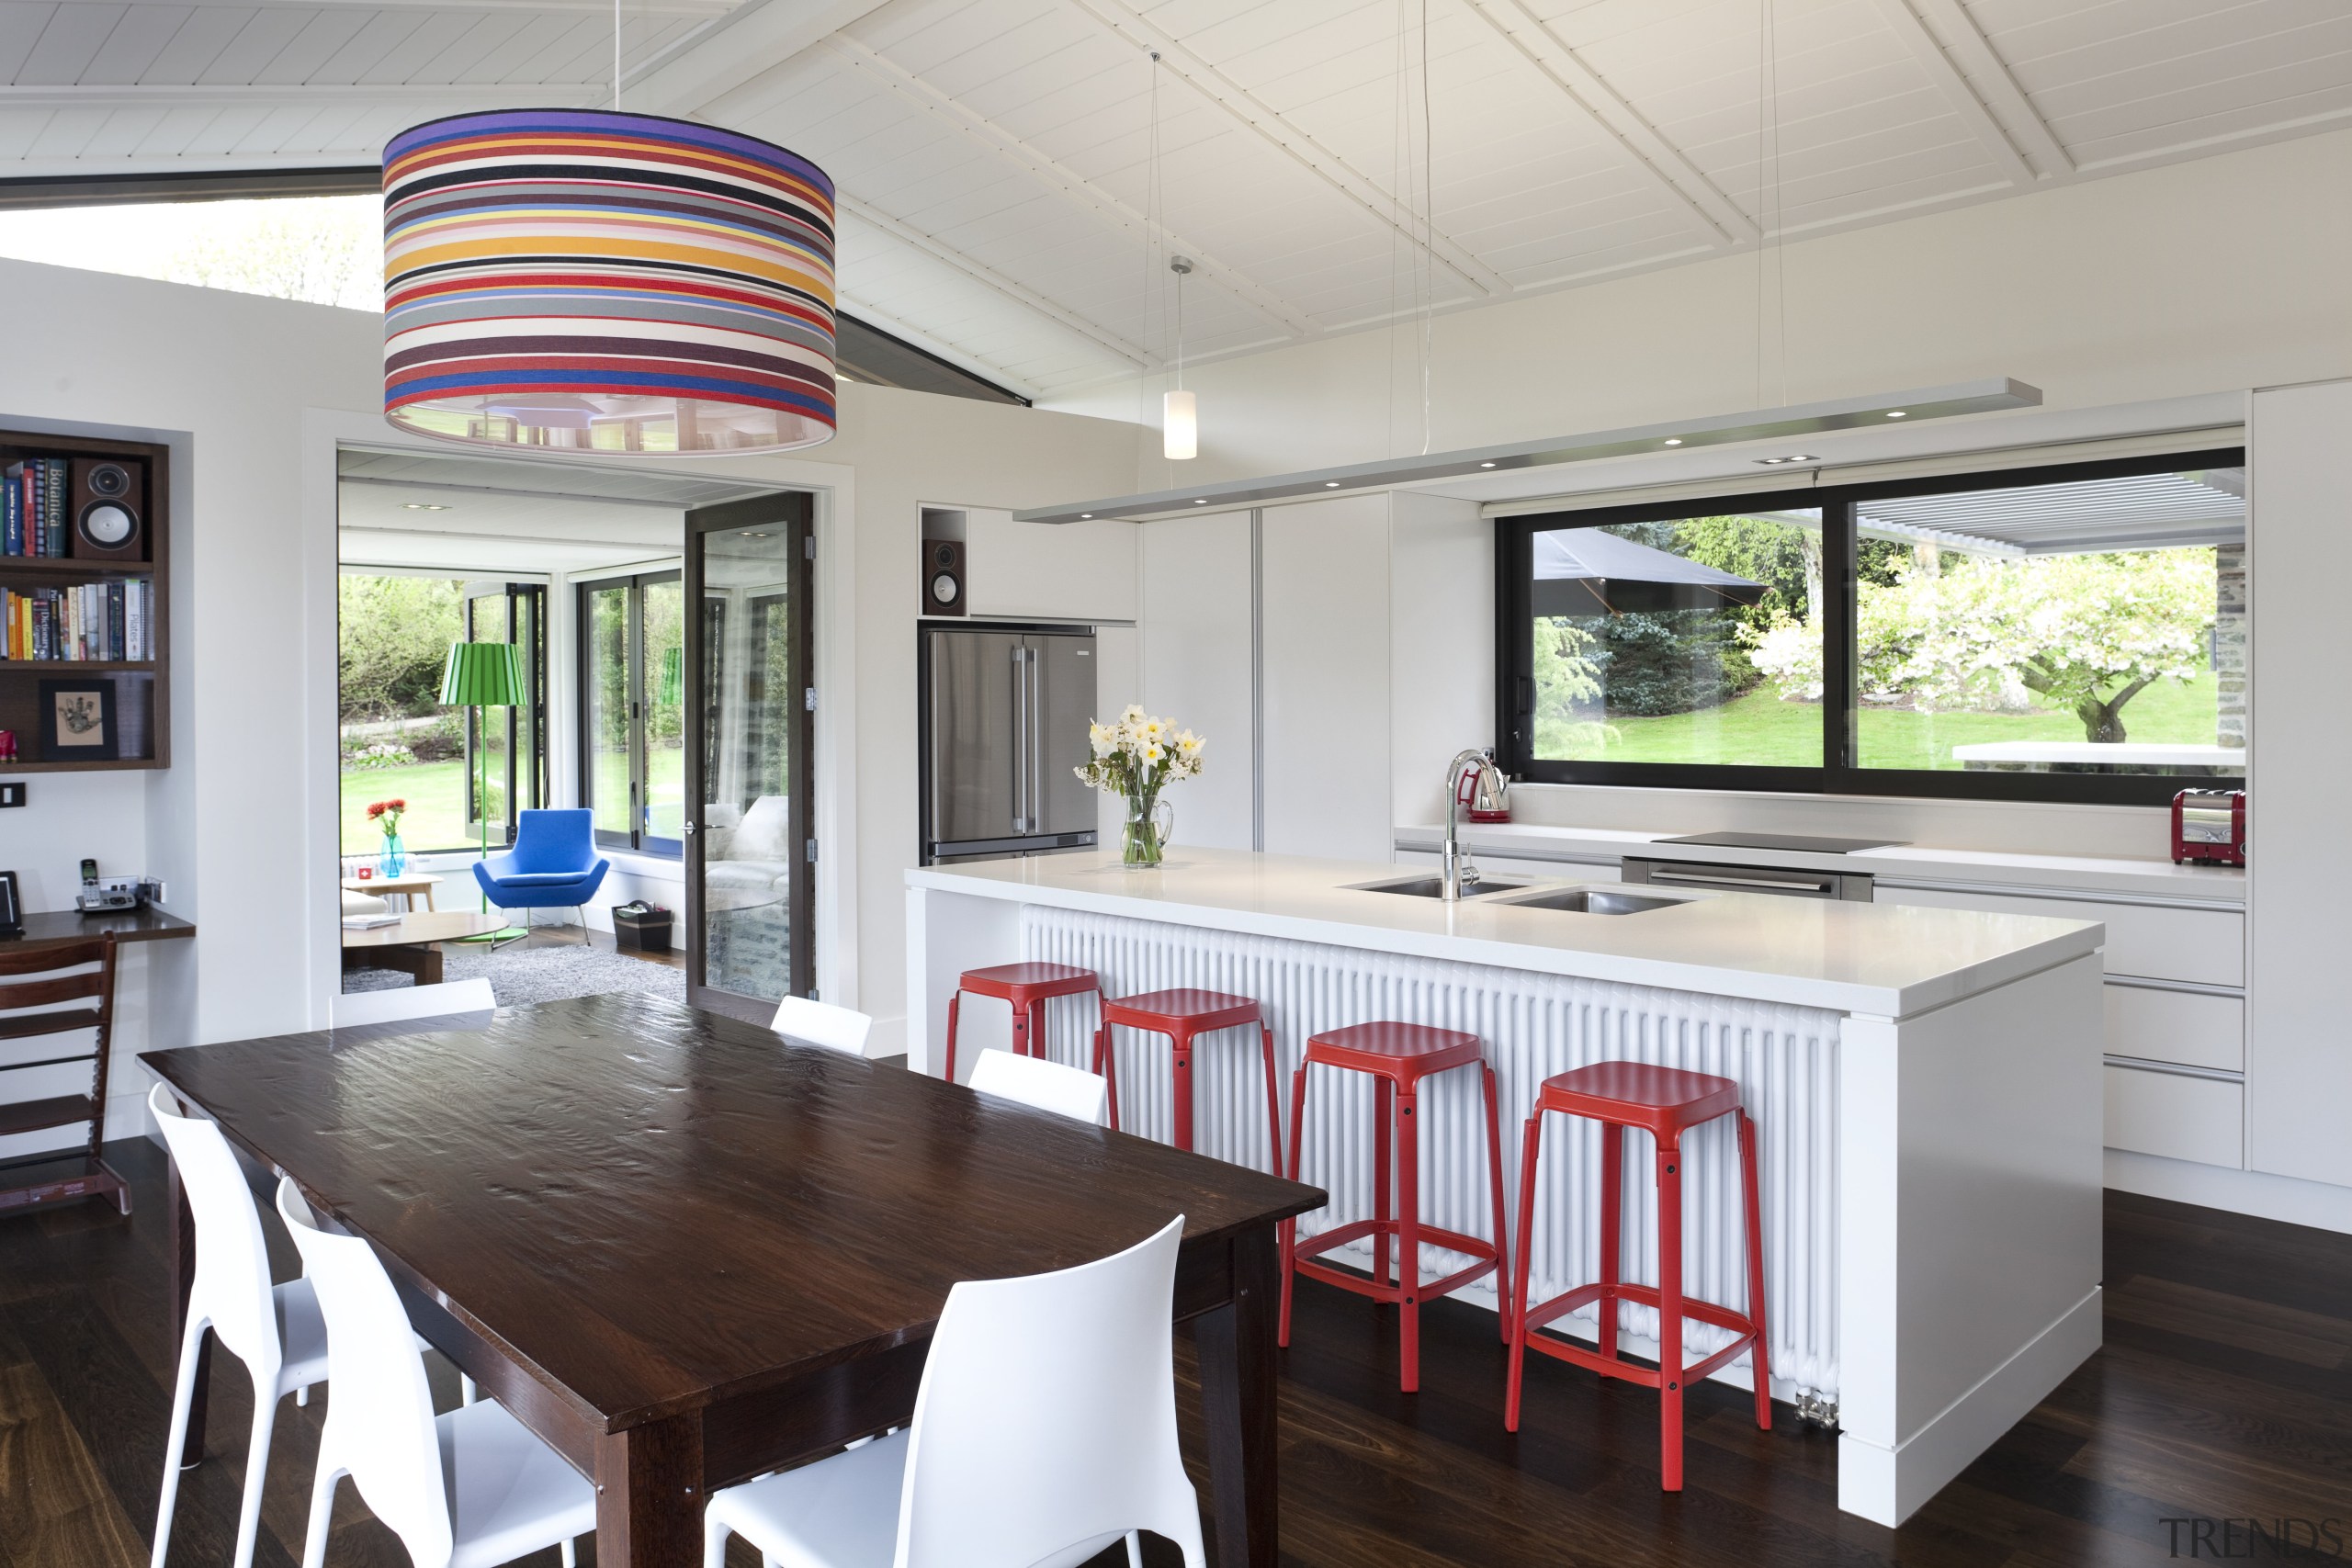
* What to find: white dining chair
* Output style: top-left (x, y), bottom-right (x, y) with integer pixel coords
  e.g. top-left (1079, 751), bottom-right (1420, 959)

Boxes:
top-left (967, 1049), bottom-right (1112, 1128)
top-left (702, 1213), bottom-right (1203, 1568)
top-left (773, 995), bottom-right (874, 1056)
top-left (148, 1084), bottom-right (331, 1568)
top-left (331, 977), bottom-right (497, 1031)
top-left (275, 1177), bottom-right (594, 1568)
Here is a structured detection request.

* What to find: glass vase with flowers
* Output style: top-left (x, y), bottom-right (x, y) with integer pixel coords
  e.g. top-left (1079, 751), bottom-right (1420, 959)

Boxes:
top-left (1074, 705), bottom-right (1204, 868)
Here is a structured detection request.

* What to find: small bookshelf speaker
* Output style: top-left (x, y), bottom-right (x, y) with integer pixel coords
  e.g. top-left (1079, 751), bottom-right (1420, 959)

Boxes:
top-left (70, 457), bottom-right (146, 561)
top-left (922, 538), bottom-right (966, 615)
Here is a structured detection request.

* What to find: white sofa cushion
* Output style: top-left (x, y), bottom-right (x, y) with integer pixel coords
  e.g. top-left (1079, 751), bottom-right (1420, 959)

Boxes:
top-left (729, 795), bottom-right (791, 862)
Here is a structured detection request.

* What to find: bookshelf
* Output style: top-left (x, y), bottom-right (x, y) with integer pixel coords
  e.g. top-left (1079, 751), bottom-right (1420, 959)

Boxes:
top-left (0, 428), bottom-right (170, 773)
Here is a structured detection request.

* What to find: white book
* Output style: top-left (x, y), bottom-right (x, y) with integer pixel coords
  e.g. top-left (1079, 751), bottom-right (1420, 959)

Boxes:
top-left (342, 913), bottom-right (401, 930)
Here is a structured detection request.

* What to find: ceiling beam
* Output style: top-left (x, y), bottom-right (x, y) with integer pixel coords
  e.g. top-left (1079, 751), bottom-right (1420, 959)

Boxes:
top-left (628, 0), bottom-right (899, 118)
top-left (832, 291), bottom-right (1047, 402)
top-left (839, 194), bottom-right (1157, 369)
top-left (1904, 0), bottom-right (2074, 179)
top-left (818, 36), bottom-right (1318, 341)
top-left (1057, 0), bottom-right (1511, 299)
top-left (1458, 0), bottom-right (1758, 247)
top-left (1870, 0), bottom-right (2036, 186)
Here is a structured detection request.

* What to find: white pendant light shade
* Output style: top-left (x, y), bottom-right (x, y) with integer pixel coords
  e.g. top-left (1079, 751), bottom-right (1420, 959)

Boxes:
top-left (1163, 389), bottom-right (1197, 461)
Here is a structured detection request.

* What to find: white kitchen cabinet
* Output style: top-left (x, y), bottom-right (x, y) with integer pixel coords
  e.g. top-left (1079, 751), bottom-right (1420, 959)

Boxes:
top-left (2104, 1063), bottom-right (2243, 1169)
top-left (1139, 509), bottom-right (1255, 850)
top-left (2104, 984), bottom-right (2243, 1074)
top-left (2247, 380), bottom-right (2352, 1189)
top-left (1261, 495), bottom-right (1391, 863)
top-left (1876, 885), bottom-right (2243, 987)
top-left (965, 509), bottom-right (1137, 622)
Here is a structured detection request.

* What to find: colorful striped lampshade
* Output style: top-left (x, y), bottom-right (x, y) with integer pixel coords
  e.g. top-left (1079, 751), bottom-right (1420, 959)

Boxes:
top-left (383, 108), bottom-right (837, 456)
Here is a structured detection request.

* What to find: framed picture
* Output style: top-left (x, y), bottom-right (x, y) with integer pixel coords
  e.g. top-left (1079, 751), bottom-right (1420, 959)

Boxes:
top-left (38, 679), bottom-right (119, 762)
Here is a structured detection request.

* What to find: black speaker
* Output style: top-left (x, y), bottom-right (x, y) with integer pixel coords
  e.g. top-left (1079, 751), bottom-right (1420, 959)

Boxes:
top-left (922, 538), bottom-right (966, 615)
top-left (70, 457), bottom-right (145, 561)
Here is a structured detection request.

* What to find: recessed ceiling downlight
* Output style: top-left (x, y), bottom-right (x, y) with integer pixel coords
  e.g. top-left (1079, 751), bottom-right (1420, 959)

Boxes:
top-left (1756, 455), bottom-right (1820, 466)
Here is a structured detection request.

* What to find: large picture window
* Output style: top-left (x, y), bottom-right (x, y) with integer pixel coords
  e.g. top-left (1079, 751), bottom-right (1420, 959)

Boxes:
top-left (1497, 449), bottom-right (2247, 805)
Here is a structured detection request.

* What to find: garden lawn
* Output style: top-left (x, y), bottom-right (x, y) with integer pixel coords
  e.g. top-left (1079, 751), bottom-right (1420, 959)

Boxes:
top-left (342, 759), bottom-right (468, 857)
top-left (1538, 674), bottom-right (2222, 769)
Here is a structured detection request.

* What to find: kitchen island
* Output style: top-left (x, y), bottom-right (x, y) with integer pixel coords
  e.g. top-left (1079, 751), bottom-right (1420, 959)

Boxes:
top-left (905, 847), bottom-right (2106, 1525)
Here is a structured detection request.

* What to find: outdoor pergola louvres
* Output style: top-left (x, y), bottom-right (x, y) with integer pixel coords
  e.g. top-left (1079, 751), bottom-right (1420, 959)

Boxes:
top-left (382, 108), bottom-right (839, 457)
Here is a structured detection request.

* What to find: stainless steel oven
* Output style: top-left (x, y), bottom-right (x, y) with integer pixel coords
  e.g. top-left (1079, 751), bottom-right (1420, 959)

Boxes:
top-left (1621, 857), bottom-right (1874, 901)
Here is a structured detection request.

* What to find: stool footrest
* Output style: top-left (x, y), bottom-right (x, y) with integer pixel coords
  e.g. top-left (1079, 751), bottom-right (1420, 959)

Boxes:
top-left (1521, 1280), bottom-right (1761, 1389)
top-left (1295, 1219), bottom-right (1501, 1306)
top-left (1525, 1280), bottom-right (1757, 1340)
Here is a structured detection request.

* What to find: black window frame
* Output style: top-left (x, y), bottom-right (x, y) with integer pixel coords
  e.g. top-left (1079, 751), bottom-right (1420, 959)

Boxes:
top-left (1495, 446), bottom-right (2248, 807)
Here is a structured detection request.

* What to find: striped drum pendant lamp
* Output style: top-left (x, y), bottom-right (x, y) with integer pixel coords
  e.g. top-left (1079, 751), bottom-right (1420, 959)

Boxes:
top-left (382, 108), bottom-right (837, 456)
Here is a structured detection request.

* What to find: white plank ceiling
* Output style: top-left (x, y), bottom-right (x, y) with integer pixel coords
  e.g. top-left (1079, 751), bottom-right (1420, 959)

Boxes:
top-left (4, 0), bottom-right (2347, 398)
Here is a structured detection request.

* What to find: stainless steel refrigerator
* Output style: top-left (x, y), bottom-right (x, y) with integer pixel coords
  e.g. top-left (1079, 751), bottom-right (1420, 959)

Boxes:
top-left (921, 625), bottom-right (1100, 863)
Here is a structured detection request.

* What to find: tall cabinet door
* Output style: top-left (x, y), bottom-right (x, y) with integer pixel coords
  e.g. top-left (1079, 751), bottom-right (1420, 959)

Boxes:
top-left (684, 492), bottom-right (814, 1019)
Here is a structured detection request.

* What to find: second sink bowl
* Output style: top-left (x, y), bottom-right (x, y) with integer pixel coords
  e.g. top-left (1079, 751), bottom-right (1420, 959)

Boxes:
top-left (1484, 886), bottom-right (1684, 916)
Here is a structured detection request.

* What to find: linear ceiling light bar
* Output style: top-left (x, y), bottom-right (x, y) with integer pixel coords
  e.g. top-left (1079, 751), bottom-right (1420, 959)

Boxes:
top-left (1013, 378), bottom-right (2042, 524)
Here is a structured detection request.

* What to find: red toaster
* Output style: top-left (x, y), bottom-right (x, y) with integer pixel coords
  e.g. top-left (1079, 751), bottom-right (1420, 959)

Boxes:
top-left (2171, 789), bottom-right (2245, 867)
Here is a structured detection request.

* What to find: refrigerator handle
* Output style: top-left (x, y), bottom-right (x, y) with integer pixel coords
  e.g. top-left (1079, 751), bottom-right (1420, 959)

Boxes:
top-left (1011, 643), bottom-right (1028, 833)
top-left (1028, 645), bottom-right (1045, 835)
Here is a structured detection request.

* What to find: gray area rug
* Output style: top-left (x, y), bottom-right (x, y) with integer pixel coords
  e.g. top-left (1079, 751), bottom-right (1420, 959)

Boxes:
top-left (343, 941), bottom-right (686, 1009)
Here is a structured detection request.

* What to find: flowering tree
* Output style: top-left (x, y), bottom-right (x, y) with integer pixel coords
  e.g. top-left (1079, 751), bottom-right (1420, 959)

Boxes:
top-left (1750, 549), bottom-right (2217, 743)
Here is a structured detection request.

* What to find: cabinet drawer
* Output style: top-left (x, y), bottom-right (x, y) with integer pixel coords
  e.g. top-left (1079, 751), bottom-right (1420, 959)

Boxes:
top-left (2104, 984), bottom-right (2243, 1073)
top-left (1877, 886), bottom-right (2243, 987)
top-left (2104, 1063), bottom-right (2243, 1168)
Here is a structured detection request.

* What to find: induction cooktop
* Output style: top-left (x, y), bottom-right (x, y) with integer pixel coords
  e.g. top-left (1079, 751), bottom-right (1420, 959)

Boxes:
top-left (1654, 831), bottom-right (1907, 854)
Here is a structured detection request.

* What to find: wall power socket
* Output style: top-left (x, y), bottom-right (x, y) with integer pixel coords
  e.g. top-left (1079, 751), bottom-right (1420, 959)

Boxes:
top-left (0, 782), bottom-right (24, 808)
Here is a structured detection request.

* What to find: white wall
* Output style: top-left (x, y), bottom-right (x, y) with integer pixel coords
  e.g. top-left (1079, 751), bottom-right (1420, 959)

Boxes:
top-left (0, 254), bottom-right (1146, 1091)
top-left (1046, 127), bottom-right (2352, 482)
top-left (1261, 493), bottom-right (1391, 863)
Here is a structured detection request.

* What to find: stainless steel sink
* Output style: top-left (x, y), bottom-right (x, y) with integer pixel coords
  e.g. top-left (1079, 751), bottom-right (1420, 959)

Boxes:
top-left (1485, 886), bottom-right (1683, 916)
top-left (1345, 874), bottom-right (1532, 899)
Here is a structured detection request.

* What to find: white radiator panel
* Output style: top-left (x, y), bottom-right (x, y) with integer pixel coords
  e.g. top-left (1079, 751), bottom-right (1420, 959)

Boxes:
top-left (1021, 906), bottom-right (1842, 1400)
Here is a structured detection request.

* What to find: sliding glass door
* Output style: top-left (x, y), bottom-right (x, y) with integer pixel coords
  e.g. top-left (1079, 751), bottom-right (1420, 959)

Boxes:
top-left (684, 494), bottom-right (814, 1015)
top-left (579, 570), bottom-right (683, 855)
top-left (460, 582), bottom-right (545, 848)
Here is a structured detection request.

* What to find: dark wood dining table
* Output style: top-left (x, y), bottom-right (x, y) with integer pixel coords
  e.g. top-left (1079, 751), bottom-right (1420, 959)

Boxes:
top-left (141, 991), bottom-right (1322, 1567)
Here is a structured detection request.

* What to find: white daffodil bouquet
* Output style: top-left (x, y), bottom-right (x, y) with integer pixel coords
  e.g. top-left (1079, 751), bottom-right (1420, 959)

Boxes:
top-left (1075, 705), bottom-right (1204, 864)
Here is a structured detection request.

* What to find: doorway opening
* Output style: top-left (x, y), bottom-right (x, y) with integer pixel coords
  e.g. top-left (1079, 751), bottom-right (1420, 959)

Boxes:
top-left (334, 446), bottom-right (813, 1020)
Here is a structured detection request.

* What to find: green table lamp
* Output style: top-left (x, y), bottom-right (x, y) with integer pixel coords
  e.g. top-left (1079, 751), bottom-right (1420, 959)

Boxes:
top-left (441, 639), bottom-right (528, 929)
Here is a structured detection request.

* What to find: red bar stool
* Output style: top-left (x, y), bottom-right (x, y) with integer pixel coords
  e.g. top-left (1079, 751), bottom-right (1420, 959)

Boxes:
top-left (1278, 1021), bottom-right (1510, 1393)
top-left (1090, 988), bottom-right (1283, 1149)
top-left (942, 963), bottom-right (1102, 1087)
top-left (1504, 1060), bottom-right (1771, 1492)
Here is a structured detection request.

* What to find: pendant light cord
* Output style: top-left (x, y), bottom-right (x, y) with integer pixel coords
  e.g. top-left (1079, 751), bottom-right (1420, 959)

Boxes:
top-left (614, 0), bottom-right (622, 111)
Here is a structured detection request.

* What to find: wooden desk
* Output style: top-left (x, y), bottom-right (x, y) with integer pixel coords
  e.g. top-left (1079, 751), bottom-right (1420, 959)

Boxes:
top-left (340, 909), bottom-right (505, 983)
top-left (9, 905), bottom-right (195, 951)
top-left (142, 994), bottom-right (1320, 1567)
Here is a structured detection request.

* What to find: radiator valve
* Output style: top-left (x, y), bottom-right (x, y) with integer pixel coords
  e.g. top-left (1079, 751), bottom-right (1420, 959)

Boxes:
top-left (1792, 1389), bottom-right (1839, 1429)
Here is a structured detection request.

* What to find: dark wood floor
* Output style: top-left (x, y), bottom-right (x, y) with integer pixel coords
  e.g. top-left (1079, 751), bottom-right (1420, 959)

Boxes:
top-left (6, 1142), bottom-right (2347, 1567)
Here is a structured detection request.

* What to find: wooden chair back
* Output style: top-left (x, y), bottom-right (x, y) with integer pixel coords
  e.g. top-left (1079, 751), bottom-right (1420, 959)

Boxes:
top-left (0, 934), bottom-right (119, 1159)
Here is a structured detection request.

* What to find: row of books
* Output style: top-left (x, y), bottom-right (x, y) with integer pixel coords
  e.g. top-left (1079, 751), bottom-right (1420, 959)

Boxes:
top-left (3, 458), bottom-right (68, 557)
top-left (2, 579), bottom-right (155, 661)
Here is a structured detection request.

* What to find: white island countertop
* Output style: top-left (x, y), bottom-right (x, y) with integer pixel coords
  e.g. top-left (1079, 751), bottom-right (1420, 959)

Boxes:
top-left (908, 846), bottom-right (2101, 1018)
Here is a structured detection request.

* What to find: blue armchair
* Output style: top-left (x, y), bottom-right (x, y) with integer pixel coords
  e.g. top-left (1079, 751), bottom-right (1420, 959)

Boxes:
top-left (473, 809), bottom-right (610, 938)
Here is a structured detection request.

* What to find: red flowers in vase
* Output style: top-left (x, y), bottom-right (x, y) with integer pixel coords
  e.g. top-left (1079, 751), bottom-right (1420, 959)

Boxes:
top-left (366, 798), bottom-right (407, 838)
